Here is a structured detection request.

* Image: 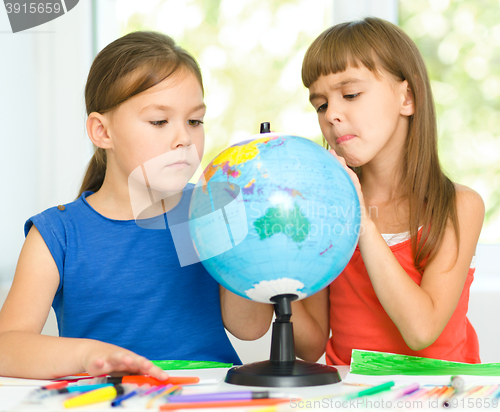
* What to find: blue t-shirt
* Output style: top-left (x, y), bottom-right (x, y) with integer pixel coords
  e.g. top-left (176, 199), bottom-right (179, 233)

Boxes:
top-left (25, 185), bottom-right (241, 364)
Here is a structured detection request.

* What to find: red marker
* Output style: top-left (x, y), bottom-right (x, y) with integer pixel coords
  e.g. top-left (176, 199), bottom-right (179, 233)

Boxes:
top-left (27, 381), bottom-right (69, 402)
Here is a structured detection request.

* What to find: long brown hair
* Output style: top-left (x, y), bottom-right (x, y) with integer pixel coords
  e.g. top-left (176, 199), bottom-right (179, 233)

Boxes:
top-left (302, 17), bottom-right (459, 273)
top-left (78, 31), bottom-right (203, 197)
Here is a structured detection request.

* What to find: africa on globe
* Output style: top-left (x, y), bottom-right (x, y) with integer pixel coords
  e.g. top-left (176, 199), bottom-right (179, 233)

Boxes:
top-left (189, 133), bottom-right (361, 303)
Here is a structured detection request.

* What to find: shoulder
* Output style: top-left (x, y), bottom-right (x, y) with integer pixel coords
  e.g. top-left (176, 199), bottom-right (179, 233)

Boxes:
top-left (24, 195), bottom-right (88, 237)
top-left (454, 184), bottom-right (485, 221)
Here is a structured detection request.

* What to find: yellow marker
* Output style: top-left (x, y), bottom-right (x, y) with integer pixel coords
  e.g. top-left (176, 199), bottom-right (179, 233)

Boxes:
top-left (439, 386), bottom-right (455, 399)
top-left (64, 384), bottom-right (125, 408)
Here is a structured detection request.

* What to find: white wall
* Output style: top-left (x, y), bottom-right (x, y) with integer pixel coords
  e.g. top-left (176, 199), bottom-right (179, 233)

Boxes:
top-left (0, 1), bottom-right (94, 285)
top-left (332, 0), bottom-right (398, 24)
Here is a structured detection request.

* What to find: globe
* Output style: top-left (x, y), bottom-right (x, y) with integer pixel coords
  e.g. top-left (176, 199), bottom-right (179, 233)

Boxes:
top-left (188, 133), bottom-right (361, 304)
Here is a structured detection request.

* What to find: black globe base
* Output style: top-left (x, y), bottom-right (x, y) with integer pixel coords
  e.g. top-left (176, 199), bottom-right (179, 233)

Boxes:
top-left (225, 293), bottom-right (342, 387)
top-left (225, 359), bottom-right (341, 387)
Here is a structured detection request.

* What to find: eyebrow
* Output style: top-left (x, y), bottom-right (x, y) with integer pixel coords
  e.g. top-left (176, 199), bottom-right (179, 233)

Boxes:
top-left (139, 103), bottom-right (206, 114)
top-left (309, 78), bottom-right (366, 102)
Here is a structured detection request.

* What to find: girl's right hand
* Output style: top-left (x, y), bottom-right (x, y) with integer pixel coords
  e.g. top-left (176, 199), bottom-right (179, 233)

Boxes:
top-left (81, 342), bottom-right (169, 380)
top-left (328, 149), bottom-right (367, 225)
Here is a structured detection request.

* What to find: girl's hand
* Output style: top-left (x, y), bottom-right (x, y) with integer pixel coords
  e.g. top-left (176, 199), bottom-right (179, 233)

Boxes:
top-left (328, 149), bottom-right (367, 225)
top-left (82, 343), bottom-right (169, 380)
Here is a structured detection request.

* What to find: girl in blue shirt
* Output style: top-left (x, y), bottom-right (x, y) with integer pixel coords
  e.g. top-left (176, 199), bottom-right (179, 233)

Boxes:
top-left (0, 31), bottom-right (270, 379)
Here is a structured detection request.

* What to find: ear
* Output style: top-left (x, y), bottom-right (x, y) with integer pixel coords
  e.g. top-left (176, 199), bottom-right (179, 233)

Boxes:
top-left (86, 112), bottom-right (113, 149)
top-left (400, 80), bottom-right (414, 117)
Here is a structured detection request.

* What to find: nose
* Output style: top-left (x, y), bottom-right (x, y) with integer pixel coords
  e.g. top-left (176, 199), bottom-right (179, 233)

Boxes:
top-left (325, 103), bottom-right (343, 124)
top-left (171, 124), bottom-right (192, 148)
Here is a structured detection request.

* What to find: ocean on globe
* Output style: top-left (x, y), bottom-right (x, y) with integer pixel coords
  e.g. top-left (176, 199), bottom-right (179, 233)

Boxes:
top-left (188, 133), bottom-right (361, 303)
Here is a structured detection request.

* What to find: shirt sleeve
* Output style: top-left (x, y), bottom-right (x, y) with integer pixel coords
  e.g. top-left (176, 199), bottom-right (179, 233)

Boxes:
top-left (24, 208), bottom-right (66, 292)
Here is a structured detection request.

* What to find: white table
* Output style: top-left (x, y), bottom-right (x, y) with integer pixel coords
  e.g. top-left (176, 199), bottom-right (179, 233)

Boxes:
top-left (2, 366), bottom-right (492, 411)
top-left (1, 366), bottom-right (351, 411)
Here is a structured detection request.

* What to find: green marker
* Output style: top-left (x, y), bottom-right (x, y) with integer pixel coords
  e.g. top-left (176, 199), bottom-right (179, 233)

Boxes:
top-left (347, 381), bottom-right (395, 399)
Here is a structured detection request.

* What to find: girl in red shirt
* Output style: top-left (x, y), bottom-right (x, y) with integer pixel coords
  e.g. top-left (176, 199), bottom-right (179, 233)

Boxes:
top-left (300, 17), bottom-right (483, 364)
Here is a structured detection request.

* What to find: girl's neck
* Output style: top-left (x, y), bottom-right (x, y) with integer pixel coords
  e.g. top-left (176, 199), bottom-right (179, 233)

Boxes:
top-left (359, 152), bottom-right (410, 234)
top-left (86, 175), bottom-right (183, 221)
top-left (359, 154), bottom-right (405, 204)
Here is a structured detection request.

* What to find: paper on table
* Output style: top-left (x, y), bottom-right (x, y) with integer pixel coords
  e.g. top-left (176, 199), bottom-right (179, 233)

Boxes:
top-left (152, 360), bottom-right (233, 370)
top-left (164, 368), bottom-right (227, 386)
top-left (350, 349), bottom-right (500, 376)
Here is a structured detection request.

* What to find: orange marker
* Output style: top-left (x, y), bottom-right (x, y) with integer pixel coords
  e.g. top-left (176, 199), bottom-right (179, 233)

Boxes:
top-left (415, 386), bottom-right (438, 400)
top-left (159, 398), bottom-right (292, 410)
top-left (106, 375), bottom-right (199, 386)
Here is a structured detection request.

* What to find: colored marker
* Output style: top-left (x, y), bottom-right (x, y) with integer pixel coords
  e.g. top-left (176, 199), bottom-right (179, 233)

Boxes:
top-left (111, 385), bottom-right (149, 407)
top-left (442, 377), bottom-right (465, 408)
top-left (159, 398), bottom-right (292, 410)
top-left (433, 386), bottom-right (450, 398)
top-left (146, 384), bottom-right (181, 408)
top-left (420, 386), bottom-right (442, 399)
top-left (439, 386), bottom-right (455, 403)
top-left (471, 385), bottom-right (493, 398)
top-left (168, 391), bottom-right (278, 402)
top-left (63, 384), bottom-right (125, 408)
top-left (36, 383), bottom-right (114, 400)
top-left (406, 388), bottom-right (429, 401)
top-left (346, 381), bottom-right (395, 399)
top-left (98, 375), bottom-right (199, 386)
top-left (493, 387), bottom-right (500, 399)
top-left (460, 385), bottom-right (483, 398)
top-left (121, 385), bottom-right (165, 407)
top-left (451, 376), bottom-right (465, 393)
top-left (392, 383), bottom-right (419, 399)
top-left (26, 381), bottom-right (69, 402)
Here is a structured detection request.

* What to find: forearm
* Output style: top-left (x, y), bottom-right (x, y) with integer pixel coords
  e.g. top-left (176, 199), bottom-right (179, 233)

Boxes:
top-left (291, 300), bottom-right (329, 362)
top-left (220, 287), bottom-right (273, 340)
top-left (358, 220), bottom-right (443, 349)
top-left (0, 331), bottom-right (167, 381)
top-left (0, 330), bottom-right (92, 379)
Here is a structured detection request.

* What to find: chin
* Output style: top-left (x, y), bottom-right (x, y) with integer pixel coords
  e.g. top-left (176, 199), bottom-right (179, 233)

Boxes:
top-left (151, 170), bottom-right (194, 192)
top-left (153, 182), bottom-right (189, 194)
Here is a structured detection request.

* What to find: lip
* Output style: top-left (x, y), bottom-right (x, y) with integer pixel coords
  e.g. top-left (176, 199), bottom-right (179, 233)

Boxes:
top-left (336, 134), bottom-right (356, 144)
top-left (165, 161), bottom-right (190, 169)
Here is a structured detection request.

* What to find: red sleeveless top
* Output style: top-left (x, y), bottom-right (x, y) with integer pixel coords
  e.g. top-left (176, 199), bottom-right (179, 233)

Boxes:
top-left (326, 236), bottom-right (480, 365)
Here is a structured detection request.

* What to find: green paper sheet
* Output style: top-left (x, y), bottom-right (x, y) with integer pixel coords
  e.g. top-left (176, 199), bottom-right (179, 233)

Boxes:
top-left (151, 360), bottom-right (233, 370)
top-left (350, 350), bottom-right (500, 376)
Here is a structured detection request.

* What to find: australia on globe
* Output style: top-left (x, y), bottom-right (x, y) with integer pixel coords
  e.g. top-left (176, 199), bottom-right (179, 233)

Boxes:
top-left (189, 133), bottom-right (361, 303)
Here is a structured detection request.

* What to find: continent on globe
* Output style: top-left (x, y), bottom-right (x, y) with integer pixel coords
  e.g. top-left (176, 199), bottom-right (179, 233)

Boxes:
top-left (254, 203), bottom-right (311, 243)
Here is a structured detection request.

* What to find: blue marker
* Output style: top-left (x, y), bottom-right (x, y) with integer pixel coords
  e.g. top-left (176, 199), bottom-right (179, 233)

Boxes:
top-left (111, 386), bottom-right (149, 407)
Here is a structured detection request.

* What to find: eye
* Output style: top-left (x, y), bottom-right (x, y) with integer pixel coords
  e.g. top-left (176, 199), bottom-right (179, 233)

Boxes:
top-left (343, 93), bottom-right (360, 100)
top-left (316, 103), bottom-right (328, 113)
top-left (150, 120), bottom-right (167, 127)
top-left (188, 119), bottom-right (204, 127)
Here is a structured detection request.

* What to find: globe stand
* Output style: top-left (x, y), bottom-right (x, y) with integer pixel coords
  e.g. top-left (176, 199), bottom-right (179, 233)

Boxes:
top-left (225, 294), bottom-right (341, 387)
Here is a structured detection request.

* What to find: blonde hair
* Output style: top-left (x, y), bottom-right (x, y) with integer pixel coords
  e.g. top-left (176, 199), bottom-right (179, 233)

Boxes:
top-left (79, 31), bottom-right (203, 197)
top-left (302, 17), bottom-right (458, 273)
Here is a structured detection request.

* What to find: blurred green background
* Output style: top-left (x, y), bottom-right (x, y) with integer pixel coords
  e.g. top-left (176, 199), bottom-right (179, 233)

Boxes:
top-left (117, 0), bottom-right (500, 243)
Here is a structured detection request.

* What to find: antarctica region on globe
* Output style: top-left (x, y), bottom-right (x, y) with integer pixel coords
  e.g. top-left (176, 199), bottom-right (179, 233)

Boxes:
top-left (189, 131), bottom-right (361, 304)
